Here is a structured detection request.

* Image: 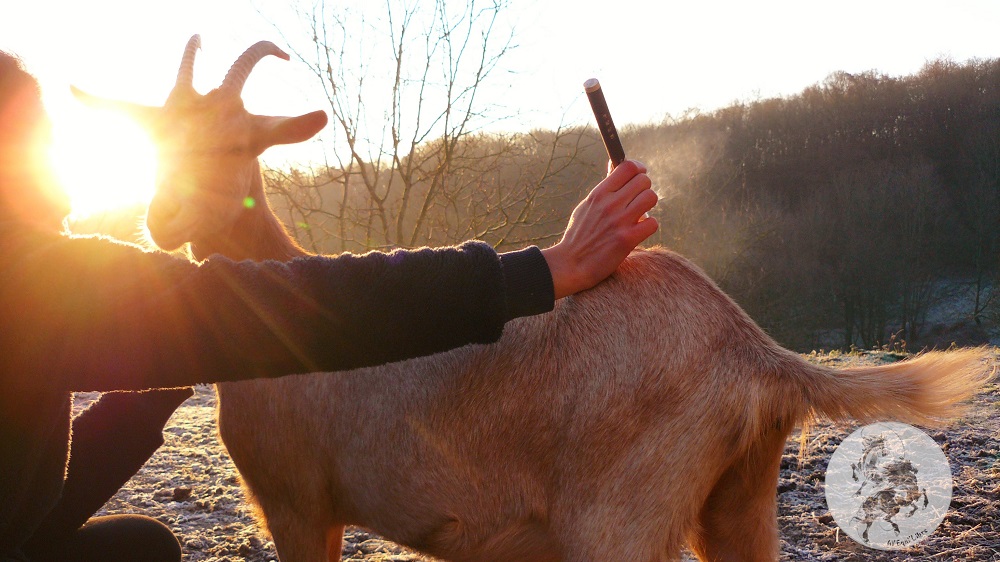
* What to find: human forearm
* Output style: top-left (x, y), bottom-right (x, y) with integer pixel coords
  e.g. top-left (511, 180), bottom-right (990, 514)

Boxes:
top-left (1, 234), bottom-right (522, 390)
top-left (184, 241), bottom-right (515, 383)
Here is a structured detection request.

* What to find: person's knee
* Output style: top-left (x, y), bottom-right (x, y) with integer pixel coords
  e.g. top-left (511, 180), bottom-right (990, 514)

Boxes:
top-left (103, 514), bottom-right (181, 562)
top-left (27, 514), bottom-right (182, 562)
top-left (82, 515), bottom-right (181, 562)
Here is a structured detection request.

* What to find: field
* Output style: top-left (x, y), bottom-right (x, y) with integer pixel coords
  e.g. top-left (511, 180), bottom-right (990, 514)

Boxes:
top-left (84, 350), bottom-right (1000, 561)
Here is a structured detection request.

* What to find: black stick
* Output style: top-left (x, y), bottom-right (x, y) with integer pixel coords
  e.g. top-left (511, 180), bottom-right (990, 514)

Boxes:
top-left (584, 78), bottom-right (625, 168)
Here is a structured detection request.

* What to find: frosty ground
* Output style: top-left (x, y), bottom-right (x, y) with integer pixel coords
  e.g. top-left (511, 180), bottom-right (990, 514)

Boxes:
top-left (83, 350), bottom-right (1000, 561)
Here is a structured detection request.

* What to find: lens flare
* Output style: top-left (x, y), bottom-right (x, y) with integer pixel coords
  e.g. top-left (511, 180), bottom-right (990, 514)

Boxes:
top-left (47, 99), bottom-right (157, 218)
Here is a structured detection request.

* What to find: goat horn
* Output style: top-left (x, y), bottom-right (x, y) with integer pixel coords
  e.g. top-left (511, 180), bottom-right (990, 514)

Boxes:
top-left (220, 41), bottom-right (290, 97)
top-left (174, 34), bottom-right (202, 90)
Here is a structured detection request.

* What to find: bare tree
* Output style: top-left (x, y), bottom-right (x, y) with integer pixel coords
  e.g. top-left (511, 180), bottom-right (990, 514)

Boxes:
top-left (259, 0), bottom-right (581, 253)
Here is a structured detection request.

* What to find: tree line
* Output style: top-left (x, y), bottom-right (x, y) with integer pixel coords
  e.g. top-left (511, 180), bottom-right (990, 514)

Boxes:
top-left (625, 58), bottom-right (1000, 350)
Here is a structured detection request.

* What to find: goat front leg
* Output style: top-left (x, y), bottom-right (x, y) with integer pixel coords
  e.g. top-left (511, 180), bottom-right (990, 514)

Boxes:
top-left (326, 526), bottom-right (345, 562)
top-left (266, 515), bottom-right (343, 562)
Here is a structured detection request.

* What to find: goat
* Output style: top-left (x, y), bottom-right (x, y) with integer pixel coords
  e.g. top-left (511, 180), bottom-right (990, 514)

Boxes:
top-left (75, 36), bottom-right (992, 562)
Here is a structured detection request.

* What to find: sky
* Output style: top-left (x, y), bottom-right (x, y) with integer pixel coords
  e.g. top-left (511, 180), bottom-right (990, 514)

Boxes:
top-left (7, 0), bottom-right (1000, 127)
top-left (4, 0), bottom-right (1000, 210)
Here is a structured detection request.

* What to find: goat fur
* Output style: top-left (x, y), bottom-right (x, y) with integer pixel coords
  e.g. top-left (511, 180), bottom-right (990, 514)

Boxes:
top-left (215, 245), bottom-right (990, 561)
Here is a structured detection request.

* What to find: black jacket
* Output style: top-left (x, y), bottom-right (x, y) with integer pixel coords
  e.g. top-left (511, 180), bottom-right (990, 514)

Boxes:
top-left (0, 223), bottom-right (553, 559)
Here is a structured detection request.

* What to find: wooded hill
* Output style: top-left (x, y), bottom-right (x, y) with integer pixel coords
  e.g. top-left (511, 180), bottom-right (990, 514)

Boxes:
top-left (624, 58), bottom-right (1000, 350)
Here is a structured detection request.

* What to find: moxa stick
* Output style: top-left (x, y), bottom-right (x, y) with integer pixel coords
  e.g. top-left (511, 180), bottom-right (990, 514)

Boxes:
top-left (584, 78), bottom-right (625, 168)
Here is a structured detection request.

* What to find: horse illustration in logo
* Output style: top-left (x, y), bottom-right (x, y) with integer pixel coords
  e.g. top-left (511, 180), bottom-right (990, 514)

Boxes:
top-left (849, 430), bottom-right (930, 543)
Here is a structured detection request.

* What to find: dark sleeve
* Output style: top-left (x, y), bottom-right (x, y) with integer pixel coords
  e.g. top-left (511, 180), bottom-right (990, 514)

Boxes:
top-left (498, 246), bottom-right (555, 321)
top-left (1, 232), bottom-right (549, 392)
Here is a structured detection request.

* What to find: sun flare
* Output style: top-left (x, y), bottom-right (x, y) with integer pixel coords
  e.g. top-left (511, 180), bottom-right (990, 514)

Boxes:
top-left (47, 99), bottom-right (157, 218)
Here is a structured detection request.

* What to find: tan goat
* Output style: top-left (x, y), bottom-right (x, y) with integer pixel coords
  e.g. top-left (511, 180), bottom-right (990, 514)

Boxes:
top-left (76, 36), bottom-right (993, 562)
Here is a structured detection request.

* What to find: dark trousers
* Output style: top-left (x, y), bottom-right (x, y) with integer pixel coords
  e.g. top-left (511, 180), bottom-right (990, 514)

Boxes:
top-left (22, 389), bottom-right (192, 562)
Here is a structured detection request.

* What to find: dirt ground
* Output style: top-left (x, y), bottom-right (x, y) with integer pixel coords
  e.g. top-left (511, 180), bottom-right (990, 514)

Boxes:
top-left (85, 350), bottom-right (1000, 561)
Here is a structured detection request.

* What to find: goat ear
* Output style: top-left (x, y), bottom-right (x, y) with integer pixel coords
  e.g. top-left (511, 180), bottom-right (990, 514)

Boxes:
top-left (70, 86), bottom-right (162, 129)
top-left (254, 110), bottom-right (328, 152)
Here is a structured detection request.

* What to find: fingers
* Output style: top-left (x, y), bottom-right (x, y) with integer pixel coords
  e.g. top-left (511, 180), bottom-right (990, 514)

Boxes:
top-left (590, 157), bottom-right (659, 248)
top-left (625, 187), bottom-right (658, 218)
top-left (617, 170), bottom-right (654, 207)
top-left (627, 215), bottom-right (659, 244)
top-left (612, 159), bottom-right (648, 182)
top-left (597, 159), bottom-right (648, 194)
top-left (606, 164), bottom-right (656, 225)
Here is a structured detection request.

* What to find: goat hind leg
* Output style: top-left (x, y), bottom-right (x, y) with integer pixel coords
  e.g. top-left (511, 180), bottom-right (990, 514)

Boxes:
top-left (690, 428), bottom-right (787, 561)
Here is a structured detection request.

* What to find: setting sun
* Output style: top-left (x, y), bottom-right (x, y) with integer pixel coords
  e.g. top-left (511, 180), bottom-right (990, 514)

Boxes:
top-left (47, 99), bottom-right (158, 218)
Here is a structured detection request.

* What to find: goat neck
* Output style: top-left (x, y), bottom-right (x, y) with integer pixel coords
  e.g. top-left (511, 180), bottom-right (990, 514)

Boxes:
top-left (188, 160), bottom-right (309, 262)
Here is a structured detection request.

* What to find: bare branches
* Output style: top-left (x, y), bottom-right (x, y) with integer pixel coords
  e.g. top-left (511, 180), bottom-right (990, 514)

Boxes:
top-left (260, 0), bottom-right (581, 254)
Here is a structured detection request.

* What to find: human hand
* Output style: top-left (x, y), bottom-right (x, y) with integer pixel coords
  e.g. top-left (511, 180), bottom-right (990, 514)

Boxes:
top-left (541, 159), bottom-right (658, 299)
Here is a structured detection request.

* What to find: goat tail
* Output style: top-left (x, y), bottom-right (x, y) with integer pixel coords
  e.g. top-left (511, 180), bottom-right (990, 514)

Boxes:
top-left (795, 347), bottom-right (994, 426)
